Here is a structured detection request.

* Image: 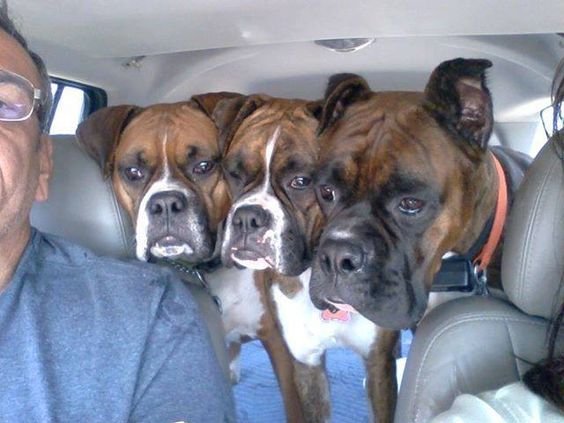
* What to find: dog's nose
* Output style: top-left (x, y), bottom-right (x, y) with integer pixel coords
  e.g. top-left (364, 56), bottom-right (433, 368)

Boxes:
top-left (148, 191), bottom-right (187, 216)
top-left (318, 239), bottom-right (364, 276)
top-left (232, 205), bottom-right (270, 233)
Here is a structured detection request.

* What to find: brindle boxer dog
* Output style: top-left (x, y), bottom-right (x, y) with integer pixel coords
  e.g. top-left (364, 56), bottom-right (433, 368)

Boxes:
top-left (75, 96), bottom-right (307, 423)
top-left (219, 94), bottom-right (399, 423)
top-left (309, 58), bottom-right (531, 330)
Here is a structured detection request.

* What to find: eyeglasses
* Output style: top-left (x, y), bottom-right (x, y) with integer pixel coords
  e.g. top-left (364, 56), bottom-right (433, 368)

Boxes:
top-left (540, 104), bottom-right (563, 140)
top-left (0, 68), bottom-right (43, 123)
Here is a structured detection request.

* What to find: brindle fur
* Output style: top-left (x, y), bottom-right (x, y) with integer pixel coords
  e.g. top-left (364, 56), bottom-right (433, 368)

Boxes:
top-left (310, 58), bottom-right (530, 330)
top-left (219, 93), bottom-right (400, 423)
top-left (364, 330), bottom-right (399, 423)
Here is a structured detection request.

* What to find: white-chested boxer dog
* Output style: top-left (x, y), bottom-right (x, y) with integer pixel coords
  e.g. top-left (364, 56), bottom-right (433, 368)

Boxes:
top-left (219, 94), bottom-right (399, 423)
top-left (76, 95), bottom-right (308, 423)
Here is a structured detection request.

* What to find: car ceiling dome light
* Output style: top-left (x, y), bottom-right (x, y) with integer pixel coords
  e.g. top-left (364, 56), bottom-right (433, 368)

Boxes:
top-left (314, 37), bottom-right (375, 53)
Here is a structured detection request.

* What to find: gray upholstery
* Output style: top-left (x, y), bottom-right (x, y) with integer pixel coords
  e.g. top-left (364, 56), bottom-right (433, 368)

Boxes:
top-left (31, 134), bottom-right (230, 380)
top-left (31, 134), bottom-right (133, 258)
top-left (502, 140), bottom-right (564, 319)
top-left (395, 138), bottom-right (564, 423)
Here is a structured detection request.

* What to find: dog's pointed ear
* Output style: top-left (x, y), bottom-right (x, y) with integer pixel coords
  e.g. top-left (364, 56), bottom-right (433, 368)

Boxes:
top-left (76, 105), bottom-right (141, 178)
top-left (212, 95), bottom-right (267, 153)
top-left (318, 73), bottom-right (370, 135)
top-left (424, 58), bottom-right (493, 151)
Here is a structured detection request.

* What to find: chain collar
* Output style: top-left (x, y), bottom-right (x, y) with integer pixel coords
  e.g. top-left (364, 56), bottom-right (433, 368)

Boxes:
top-left (157, 257), bottom-right (223, 313)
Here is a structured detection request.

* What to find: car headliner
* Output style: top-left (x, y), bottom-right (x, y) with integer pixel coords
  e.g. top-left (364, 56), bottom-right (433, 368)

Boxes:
top-left (9, 0), bottom-right (564, 57)
top-left (8, 0), bottom-right (564, 155)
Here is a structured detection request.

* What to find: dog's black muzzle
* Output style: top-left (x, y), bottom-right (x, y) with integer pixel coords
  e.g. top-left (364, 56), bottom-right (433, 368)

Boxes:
top-left (145, 189), bottom-right (214, 263)
top-left (311, 207), bottom-right (428, 329)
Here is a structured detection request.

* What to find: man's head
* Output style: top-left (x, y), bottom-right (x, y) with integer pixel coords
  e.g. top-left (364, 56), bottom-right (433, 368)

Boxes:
top-left (0, 3), bottom-right (53, 245)
top-left (0, 3), bottom-right (52, 133)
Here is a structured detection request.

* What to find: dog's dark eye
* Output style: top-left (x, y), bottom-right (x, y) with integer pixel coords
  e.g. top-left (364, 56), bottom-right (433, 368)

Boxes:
top-left (193, 160), bottom-right (215, 175)
top-left (124, 166), bottom-right (144, 181)
top-left (398, 198), bottom-right (425, 215)
top-left (319, 184), bottom-right (336, 202)
top-left (289, 176), bottom-right (312, 190)
top-left (228, 170), bottom-right (241, 180)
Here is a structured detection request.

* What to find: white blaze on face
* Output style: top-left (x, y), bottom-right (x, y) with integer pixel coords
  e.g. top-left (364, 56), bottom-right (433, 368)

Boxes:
top-left (222, 126), bottom-right (289, 270)
top-left (134, 131), bottom-right (193, 261)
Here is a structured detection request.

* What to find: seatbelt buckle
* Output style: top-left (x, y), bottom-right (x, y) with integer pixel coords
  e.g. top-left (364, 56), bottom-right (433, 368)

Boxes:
top-left (431, 256), bottom-right (479, 293)
top-left (472, 265), bottom-right (490, 296)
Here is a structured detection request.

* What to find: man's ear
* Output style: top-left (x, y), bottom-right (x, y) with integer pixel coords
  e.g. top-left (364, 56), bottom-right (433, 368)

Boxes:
top-left (318, 73), bottom-right (371, 135)
top-left (75, 105), bottom-right (142, 178)
top-left (424, 58), bottom-right (493, 151)
top-left (35, 134), bottom-right (53, 202)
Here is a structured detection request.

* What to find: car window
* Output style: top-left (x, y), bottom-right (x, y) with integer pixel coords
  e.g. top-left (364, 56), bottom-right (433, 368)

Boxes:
top-left (48, 79), bottom-right (106, 135)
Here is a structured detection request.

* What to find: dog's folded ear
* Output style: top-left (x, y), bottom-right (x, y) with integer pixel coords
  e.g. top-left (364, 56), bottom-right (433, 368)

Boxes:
top-left (191, 92), bottom-right (255, 153)
top-left (305, 100), bottom-right (324, 122)
top-left (424, 58), bottom-right (493, 152)
top-left (318, 73), bottom-right (370, 135)
top-left (212, 95), bottom-right (268, 153)
top-left (76, 105), bottom-right (142, 178)
top-left (191, 91), bottom-right (243, 119)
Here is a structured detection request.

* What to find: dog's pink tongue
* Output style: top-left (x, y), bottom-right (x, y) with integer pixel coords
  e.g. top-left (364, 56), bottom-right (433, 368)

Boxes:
top-left (326, 300), bottom-right (358, 314)
top-left (332, 303), bottom-right (357, 313)
top-left (321, 308), bottom-right (351, 322)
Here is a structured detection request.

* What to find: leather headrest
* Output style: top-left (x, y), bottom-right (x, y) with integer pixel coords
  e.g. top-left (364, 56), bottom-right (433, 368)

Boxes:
top-left (31, 134), bottom-right (133, 258)
top-left (502, 136), bottom-right (564, 319)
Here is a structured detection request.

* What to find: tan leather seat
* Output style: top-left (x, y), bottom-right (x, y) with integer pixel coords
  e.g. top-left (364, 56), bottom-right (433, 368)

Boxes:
top-left (31, 134), bottom-right (230, 380)
top-left (395, 138), bottom-right (564, 422)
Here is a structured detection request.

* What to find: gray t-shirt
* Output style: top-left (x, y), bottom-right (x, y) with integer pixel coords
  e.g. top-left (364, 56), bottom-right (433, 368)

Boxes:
top-left (0, 229), bottom-right (235, 422)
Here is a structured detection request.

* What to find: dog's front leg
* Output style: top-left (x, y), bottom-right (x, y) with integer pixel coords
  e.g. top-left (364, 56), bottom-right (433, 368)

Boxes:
top-left (256, 270), bottom-right (308, 422)
top-left (260, 331), bottom-right (308, 422)
top-left (293, 357), bottom-right (331, 423)
top-left (227, 341), bottom-right (242, 384)
top-left (365, 329), bottom-right (400, 423)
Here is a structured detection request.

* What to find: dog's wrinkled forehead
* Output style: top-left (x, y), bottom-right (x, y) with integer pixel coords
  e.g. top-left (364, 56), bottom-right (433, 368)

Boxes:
top-left (317, 92), bottom-right (451, 187)
top-left (320, 92), bottom-right (424, 154)
top-left (227, 118), bottom-right (318, 186)
top-left (226, 125), bottom-right (277, 182)
top-left (116, 104), bottom-right (219, 169)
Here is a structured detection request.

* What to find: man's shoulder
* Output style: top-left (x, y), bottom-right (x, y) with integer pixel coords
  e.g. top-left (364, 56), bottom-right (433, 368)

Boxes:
top-left (36, 230), bottom-right (169, 279)
top-left (31, 230), bottom-right (198, 327)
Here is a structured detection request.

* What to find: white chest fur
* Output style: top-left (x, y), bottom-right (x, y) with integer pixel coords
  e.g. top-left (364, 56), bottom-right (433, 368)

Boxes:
top-left (206, 267), bottom-right (265, 343)
top-left (271, 269), bottom-right (381, 366)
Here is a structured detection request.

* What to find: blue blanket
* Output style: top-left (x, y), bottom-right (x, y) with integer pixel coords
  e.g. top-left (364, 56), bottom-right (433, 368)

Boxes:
top-left (234, 331), bottom-right (412, 422)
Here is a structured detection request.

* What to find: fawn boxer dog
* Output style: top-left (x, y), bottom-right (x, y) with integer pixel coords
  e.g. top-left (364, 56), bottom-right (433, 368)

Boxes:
top-left (309, 59), bottom-right (531, 330)
top-left (75, 96), bottom-right (307, 422)
top-left (219, 94), bottom-right (399, 422)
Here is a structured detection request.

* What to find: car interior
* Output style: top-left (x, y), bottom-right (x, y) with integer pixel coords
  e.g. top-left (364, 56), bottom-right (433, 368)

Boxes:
top-left (396, 137), bottom-right (564, 422)
top-left (9, 0), bottom-right (564, 421)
